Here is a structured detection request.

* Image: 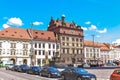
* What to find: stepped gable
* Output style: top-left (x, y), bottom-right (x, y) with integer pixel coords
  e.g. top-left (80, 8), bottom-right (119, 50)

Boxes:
top-left (0, 27), bottom-right (31, 40)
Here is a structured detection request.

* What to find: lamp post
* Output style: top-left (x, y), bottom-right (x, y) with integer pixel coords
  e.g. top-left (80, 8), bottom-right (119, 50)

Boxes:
top-left (92, 34), bottom-right (95, 60)
top-left (30, 23), bottom-right (34, 66)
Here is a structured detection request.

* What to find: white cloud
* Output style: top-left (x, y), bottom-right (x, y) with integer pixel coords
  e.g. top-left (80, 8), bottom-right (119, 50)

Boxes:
top-left (2, 24), bottom-right (10, 28)
top-left (81, 27), bottom-right (88, 31)
top-left (112, 39), bottom-right (120, 45)
top-left (89, 25), bottom-right (97, 30)
top-left (85, 21), bottom-right (91, 25)
top-left (32, 21), bottom-right (43, 26)
top-left (7, 17), bottom-right (23, 27)
top-left (96, 28), bottom-right (107, 33)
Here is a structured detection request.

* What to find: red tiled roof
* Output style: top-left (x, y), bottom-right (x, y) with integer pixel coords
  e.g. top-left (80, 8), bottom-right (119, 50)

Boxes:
top-left (0, 27), bottom-right (31, 40)
top-left (54, 20), bottom-right (77, 28)
top-left (84, 40), bottom-right (110, 51)
top-left (84, 40), bottom-right (99, 47)
top-left (29, 29), bottom-right (56, 42)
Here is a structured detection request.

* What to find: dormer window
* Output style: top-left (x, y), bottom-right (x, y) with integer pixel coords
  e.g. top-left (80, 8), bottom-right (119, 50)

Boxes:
top-left (41, 33), bottom-right (44, 35)
top-left (11, 34), bottom-right (14, 36)
top-left (20, 35), bottom-right (23, 37)
top-left (48, 37), bottom-right (51, 40)
top-left (35, 32), bottom-right (38, 34)
top-left (14, 31), bottom-right (17, 33)
top-left (1, 33), bottom-right (4, 35)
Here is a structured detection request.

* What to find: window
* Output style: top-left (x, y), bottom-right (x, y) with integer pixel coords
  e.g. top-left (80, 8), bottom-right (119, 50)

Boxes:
top-left (39, 43), bottom-right (41, 48)
top-left (72, 43), bottom-right (74, 46)
top-left (76, 38), bottom-right (78, 41)
top-left (67, 49), bottom-right (69, 53)
top-left (67, 43), bottom-right (69, 46)
top-left (62, 37), bottom-right (65, 40)
top-left (39, 50), bottom-right (41, 55)
top-left (0, 42), bottom-right (2, 48)
top-left (0, 49), bottom-right (2, 55)
top-left (43, 43), bottom-right (45, 48)
top-left (63, 49), bottom-right (65, 54)
top-left (53, 44), bottom-right (55, 49)
top-left (23, 50), bottom-right (27, 55)
top-left (35, 43), bottom-right (37, 48)
top-left (67, 37), bottom-right (69, 41)
top-left (49, 44), bottom-right (51, 48)
top-left (11, 43), bottom-right (16, 48)
top-left (23, 44), bottom-right (28, 48)
top-left (11, 50), bottom-right (16, 55)
top-left (48, 51), bottom-right (51, 55)
top-left (35, 50), bottom-right (37, 55)
top-left (80, 39), bottom-right (82, 42)
top-left (63, 42), bottom-right (65, 46)
top-left (43, 50), bottom-right (45, 55)
top-left (72, 38), bottom-right (75, 41)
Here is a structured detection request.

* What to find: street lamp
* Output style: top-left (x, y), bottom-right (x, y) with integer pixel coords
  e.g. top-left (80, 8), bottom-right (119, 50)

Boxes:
top-left (92, 34), bottom-right (95, 60)
top-left (30, 23), bottom-right (34, 66)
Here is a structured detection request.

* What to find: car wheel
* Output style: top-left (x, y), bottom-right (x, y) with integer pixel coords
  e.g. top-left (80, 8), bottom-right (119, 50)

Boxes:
top-left (61, 75), bottom-right (65, 80)
top-left (48, 73), bottom-right (51, 78)
top-left (77, 77), bottom-right (81, 80)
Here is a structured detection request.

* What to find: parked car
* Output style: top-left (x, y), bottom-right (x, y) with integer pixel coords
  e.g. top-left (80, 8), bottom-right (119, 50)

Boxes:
top-left (6, 64), bottom-right (14, 70)
top-left (105, 62), bottom-right (117, 66)
top-left (110, 68), bottom-right (120, 80)
top-left (61, 67), bottom-right (96, 80)
top-left (17, 64), bottom-right (29, 72)
top-left (11, 65), bottom-right (19, 71)
top-left (39, 67), bottom-right (61, 78)
top-left (26, 66), bottom-right (41, 75)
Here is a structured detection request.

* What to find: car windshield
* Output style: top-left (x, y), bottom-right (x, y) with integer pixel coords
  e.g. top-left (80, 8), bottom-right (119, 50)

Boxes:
top-left (74, 68), bottom-right (87, 73)
top-left (48, 67), bottom-right (58, 72)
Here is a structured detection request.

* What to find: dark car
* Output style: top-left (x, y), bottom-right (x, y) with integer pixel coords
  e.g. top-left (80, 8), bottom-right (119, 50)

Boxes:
top-left (26, 66), bottom-right (41, 75)
top-left (61, 67), bottom-right (96, 80)
top-left (17, 64), bottom-right (29, 72)
top-left (11, 65), bottom-right (19, 71)
top-left (39, 67), bottom-right (61, 78)
top-left (6, 64), bottom-right (14, 70)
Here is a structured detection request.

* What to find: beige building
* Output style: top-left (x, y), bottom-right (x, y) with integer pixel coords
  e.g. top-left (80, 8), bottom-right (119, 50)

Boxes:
top-left (47, 15), bottom-right (84, 65)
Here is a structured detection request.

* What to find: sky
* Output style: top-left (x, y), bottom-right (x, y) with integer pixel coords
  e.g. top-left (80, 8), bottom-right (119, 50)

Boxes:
top-left (0, 0), bottom-right (120, 44)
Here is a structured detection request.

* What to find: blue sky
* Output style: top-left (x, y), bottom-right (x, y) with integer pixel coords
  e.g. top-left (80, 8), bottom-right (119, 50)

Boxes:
top-left (0, 0), bottom-right (120, 43)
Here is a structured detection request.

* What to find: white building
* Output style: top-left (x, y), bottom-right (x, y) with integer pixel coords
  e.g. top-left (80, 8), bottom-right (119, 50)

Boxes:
top-left (0, 27), bottom-right (31, 65)
top-left (84, 40), bottom-right (101, 63)
top-left (28, 29), bottom-right (60, 66)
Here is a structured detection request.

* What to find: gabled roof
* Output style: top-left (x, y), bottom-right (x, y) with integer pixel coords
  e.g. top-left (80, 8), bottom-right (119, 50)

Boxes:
top-left (28, 29), bottom-right (56, 42)
top-left (0, 27), bottom-right (31, 40)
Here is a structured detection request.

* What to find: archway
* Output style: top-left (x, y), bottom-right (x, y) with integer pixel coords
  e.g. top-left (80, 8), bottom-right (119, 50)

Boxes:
top-left (10, 58), bottom-right (16, 64)
top-left (23, 59), bottom-right (27, 65)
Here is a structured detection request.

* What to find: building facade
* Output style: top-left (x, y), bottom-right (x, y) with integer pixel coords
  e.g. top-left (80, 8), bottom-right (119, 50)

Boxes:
top-left (47, 15), bottom-right (84, 65)
top-left (84, 40), bottom-right (101, 63)
top-left (0, 27), bottom-right (31, 65)
top-left (28, 29), bottom-right (60, 66)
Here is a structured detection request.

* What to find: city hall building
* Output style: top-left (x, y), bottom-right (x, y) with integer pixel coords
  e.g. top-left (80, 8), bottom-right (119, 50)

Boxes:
top-left (47, 15), bottom-right (84, 65)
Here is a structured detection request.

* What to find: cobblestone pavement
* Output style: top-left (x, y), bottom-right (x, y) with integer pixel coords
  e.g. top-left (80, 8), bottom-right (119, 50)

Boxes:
top-left (86, 69), bottom-right (114, 80)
